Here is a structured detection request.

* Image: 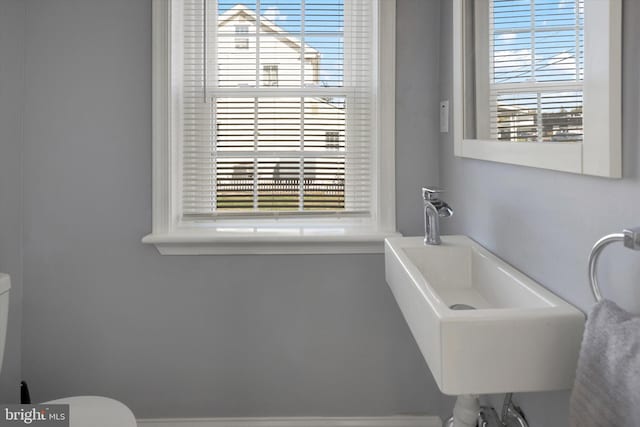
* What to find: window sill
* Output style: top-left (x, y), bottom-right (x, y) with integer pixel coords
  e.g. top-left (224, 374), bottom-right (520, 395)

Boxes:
top-left (142, 228), bottom-right (400, 255)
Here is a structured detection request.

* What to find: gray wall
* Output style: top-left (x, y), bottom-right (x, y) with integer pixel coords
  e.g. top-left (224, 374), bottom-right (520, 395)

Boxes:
top-left (20, 0), bottom-right (442, 418)
top-left (439, 0), bottom-right (640, 425)
top-left (0, 0), bottom-right (24, 403)
top-left (396, 0), bottom-right (441, 235)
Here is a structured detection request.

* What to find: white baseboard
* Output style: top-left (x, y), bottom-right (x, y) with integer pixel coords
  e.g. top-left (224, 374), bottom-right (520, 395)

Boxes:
top-left (137, 416), bottom-right (442, 427)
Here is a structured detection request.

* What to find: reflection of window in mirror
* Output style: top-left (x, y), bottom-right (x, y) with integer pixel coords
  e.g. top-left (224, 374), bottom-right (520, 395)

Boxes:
top-left (474, 0), bottom-right (584, 143)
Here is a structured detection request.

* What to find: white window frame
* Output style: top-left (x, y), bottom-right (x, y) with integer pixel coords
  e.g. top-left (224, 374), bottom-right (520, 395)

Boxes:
top-left (452, 0), bottom-right (621, 178)
top-left (144, 0), bottom-right (398, 255)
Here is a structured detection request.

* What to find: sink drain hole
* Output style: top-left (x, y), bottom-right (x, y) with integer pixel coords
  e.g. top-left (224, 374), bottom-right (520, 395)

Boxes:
top-left (449, 303), bottom-right (476, 310)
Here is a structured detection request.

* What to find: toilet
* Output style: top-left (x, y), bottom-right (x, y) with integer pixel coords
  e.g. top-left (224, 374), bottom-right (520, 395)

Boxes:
top-left (0, 273), bottom-right (137, 426)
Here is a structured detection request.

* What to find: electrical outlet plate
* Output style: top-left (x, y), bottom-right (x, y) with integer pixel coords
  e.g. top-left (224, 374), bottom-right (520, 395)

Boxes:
top-left (440, 100), bottom-right (449, 133)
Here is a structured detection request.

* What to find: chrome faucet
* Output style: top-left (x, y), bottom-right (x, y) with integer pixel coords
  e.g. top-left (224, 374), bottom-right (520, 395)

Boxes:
top-left (422, 187), bottom-right (453, 245)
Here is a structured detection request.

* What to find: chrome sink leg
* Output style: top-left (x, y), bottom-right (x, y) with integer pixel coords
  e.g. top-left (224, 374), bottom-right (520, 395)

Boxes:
top-left (443, 393), bottom-right (528, 427)
top-left (501, 394), bottom-right (528, 427)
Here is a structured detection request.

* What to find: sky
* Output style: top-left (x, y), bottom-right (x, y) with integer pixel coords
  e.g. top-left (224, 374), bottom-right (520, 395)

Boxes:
top-left (492, 0), bottom-right (584, 83)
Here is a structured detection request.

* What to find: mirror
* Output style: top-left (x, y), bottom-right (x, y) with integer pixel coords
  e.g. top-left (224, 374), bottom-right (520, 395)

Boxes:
top-left (452, 0), bottom-right (621, 178)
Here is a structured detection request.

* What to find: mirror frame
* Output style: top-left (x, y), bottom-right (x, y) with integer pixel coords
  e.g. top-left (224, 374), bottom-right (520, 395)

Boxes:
top-left (452, 0), bottom-right (622, 178)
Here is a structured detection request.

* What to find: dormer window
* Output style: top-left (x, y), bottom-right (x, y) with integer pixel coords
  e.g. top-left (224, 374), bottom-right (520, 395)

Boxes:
top-left (235, 25), bottom-right (249, 49)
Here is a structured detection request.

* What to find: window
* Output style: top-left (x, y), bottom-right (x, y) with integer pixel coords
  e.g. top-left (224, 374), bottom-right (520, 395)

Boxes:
top-left (325, 131), bottom-right (341, 150)
top-left (146, 0), bottom-right (397, 254)
top-left (453, 0), bottom-right (621, 177)
top-left (262, 64), bottom-right (278, 87)
top-left (234, 24), bottom-right (249, 48)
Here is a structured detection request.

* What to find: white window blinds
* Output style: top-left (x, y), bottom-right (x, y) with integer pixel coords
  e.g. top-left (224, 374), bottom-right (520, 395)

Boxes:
top-left (181, 0), bottom-right (373, 220)
top-left (481, 0), bottom-right (584, 143)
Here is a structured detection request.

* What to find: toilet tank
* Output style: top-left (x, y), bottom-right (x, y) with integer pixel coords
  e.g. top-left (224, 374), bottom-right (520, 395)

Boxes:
top-left (0, 274), bottom-right (10, 374)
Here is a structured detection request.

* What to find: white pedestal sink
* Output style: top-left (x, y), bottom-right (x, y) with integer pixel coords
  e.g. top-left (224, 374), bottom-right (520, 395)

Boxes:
top-left (384, 235), bottom-right (585, 396)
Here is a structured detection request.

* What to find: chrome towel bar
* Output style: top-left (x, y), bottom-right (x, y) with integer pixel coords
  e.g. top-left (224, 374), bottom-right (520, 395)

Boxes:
top-left (588, 227), bottom-right (640, 302)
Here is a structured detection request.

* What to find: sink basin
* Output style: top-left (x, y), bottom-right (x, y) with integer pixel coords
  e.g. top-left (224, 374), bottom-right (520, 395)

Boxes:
top-left (384, 235), bottom-right (585, 395)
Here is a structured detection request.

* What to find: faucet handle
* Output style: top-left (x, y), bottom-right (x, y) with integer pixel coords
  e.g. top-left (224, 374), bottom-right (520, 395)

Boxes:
top-left (422, 187), bottom-right (444, 201)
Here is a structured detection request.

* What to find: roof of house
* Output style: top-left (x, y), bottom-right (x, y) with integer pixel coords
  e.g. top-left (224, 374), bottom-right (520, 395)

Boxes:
top-left (219, 5), bottom-right (320, 59)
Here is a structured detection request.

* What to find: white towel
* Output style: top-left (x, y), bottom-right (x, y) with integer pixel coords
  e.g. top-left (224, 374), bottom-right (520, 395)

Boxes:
top-left (570, 300), bottom-right (640, 427)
